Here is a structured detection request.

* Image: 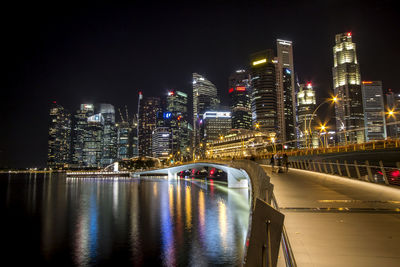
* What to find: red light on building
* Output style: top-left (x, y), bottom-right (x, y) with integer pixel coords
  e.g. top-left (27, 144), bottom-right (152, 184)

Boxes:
top-left (236, 86), bottom-right (246, 91)
top-left (52, 101), bottom-right (57, 104)
top-left (229, 88), bottom-right (234, 93)
top-left (347, 32), bottom-right (352, 37)
top-left (138, 91), bottom-right (142, 95)
top-left (177, 115), bottom-right (182, 121)
top-left (168, 91), bottom-right (175, 96)
top-left (307, 82), bottom-right (312, 87)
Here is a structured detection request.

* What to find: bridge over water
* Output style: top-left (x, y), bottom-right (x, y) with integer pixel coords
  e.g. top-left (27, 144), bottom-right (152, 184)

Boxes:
top-left (133, 159), bottom-right (400, 266)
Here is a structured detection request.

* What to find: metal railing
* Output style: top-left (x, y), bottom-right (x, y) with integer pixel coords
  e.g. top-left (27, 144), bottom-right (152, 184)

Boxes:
top-left (289, 159), bottom-right (400, 186)
top-left (271, 193), bottom-right (297, 267)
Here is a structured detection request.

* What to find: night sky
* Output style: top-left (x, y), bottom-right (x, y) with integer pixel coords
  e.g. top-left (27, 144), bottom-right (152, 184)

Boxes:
top-left (1, 1), bottom-right (399, 168)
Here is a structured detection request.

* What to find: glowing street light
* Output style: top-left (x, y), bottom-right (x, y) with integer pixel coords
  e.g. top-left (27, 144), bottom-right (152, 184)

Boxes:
top-left (386, 108), bottom-right (396, 118)
top-left (255, 123), bottom-right (260, 129)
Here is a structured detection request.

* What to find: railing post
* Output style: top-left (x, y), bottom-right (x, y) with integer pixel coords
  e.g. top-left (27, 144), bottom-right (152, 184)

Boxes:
top-left (317, 161), bottom-right (322, 173)
top-left (344, 160), bottom-right (351, 178)
top-left (323, 161), bottom-right (328, 174)
top-left (354, 160), bottom-right (361, 179)
top-left (336, 160), bottom-right (342, 176)
top-left (329, 161), bottom-right (334, 174)
top-left (312, 160), bottom-right (316, 172)
top-left (379, 160), bottom-right (389, 185)
top-left (365, 160), bottom-right (373, 182)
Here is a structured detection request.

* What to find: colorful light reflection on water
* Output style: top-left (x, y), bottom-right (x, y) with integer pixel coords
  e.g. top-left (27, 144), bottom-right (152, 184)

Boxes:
top-left (1, 174), bottom-right (250, 266)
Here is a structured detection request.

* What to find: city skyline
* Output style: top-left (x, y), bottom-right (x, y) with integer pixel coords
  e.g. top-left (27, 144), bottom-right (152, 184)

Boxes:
top-left (2, 1), bottom-right (400, 168)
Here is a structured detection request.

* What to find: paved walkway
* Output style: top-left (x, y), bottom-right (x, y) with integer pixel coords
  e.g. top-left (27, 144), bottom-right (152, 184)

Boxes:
top-left (261, 165), bottom-right (400, 267)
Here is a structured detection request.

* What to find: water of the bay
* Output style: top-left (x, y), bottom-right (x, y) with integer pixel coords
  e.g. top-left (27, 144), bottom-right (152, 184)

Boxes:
top-left (1, 173), bottom-right (250, 266)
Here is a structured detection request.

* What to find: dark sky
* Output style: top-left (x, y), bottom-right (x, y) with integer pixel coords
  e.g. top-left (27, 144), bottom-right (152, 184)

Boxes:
top-left (1, 0), bottom-right (399, 168)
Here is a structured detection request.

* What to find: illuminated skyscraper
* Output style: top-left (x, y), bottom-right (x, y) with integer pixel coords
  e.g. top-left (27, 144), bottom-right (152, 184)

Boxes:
top-left (139, 96), bottom-right (161, 157)
top-left (47, 102), bottom-right (71, 169)
top-left (297, 83), bottom-right (318, 148)
top-left (98, 103), bottom-right (117, 166)
top-left (192, 73), bottom-right (220, 149)
top-left (83, 113), bottom-right (104, 167)
top-left (167, 90), bottom-right (190, 158)
top-left (332, 32), bottom-right (364, 144)
top-left (71, 104), bottom-right (94, 167)
top-left (276, 39), bottom-right (296, 145)
top-left (361, 81), bottom-right (386, 141)
top-left (250, 49), bottom-right (277, 135)
top-left (152, 127), bottom-right (171, 159)
top-left (203, 111), bottom-right (232, 144)
top-left (229, 70), bottom-right (252, 130)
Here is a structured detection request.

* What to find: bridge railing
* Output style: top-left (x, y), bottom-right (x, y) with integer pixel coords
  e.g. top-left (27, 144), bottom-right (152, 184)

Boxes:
top-left (288, 159), bottom-right (400, 186)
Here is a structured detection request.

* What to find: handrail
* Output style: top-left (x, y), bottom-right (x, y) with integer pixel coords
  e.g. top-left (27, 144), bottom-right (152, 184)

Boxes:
top-left (271, 193), bottom-right (297, 267)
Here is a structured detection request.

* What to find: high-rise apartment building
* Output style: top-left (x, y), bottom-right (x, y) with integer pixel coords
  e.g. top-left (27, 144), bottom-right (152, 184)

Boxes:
top-left (229, 70), bottom-right (252, 130)
top-left (116, 121), bottom-right (132, 160)
top-left (276, 39), bottom-right (296, 145)
top-left (47, 102), bottom-right (71, 169)
top-left (203, 111), bottom-right (232, 144)
top-left (332, 32), bottom-right (364, 144)
top-left (138, 96), bottom-right (161, 157)
top-left (192, 73), bottom-right (220, 149)
top-left (250, 49), bottom-right (277, 135)
top-left (361, 81), bottom-right (387, 141)
top-left (297, 83), bottom-right (318, 148)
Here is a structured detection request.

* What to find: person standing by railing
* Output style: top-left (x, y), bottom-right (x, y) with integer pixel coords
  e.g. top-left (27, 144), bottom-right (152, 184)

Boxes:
top-left (270, 154), bottom-right (275, 173)
top-left (282, 153), bottom-right (289, 173)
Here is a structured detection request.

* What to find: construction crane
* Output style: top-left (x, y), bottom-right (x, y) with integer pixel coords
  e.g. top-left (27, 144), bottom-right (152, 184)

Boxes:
top-left (118, 108), bottom-right (126, 123)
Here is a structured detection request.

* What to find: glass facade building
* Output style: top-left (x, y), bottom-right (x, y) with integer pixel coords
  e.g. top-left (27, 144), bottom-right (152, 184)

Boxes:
top-left (250, 49), bottom-right (277, 135)
top-left (229, 70), bottom-right (252, 130)
top-left (361, 81), bottom-right (387, 141)
top-left (192, 73), bottom-right (220, 150)
top-left (276, 39), bottom-right (296, 145)
top-left (203, 111), bottom-right (232, 144)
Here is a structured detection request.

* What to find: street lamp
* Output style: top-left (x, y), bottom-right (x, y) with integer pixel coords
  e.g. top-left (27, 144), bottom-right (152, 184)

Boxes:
top-left (318, 123), bottom-right (328, 147)
top-left (307, 95), bottom-right (338, 147)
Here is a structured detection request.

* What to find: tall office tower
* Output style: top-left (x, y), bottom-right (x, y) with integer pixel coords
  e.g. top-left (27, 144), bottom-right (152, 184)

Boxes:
top-left (332, 32), bottom-right (364, 144)
top-left (203, 111), bottom-right (232, 144)
top-left (297, 83), bottom-right (318, 148)
top-left (192, 73), bottom-right (220, 149)
top-left (167, 90), bottom-right (190, 157)
top-left (131, 115), bottom-right (139, 157)
top-left (98, 104), bottom-right (117, 166)
top-left (116, 121), bottom-right (132, 160)
top-left (361, 81), bottom-right (387, 141)
top-left (138, 96), bottom-right (161, 157)
top-left (276, 39), bottom-right (296, 145)
top-left (250, 49), bottom-right (278, 135)
top-left (83, 113), bottom-right (104, 167)
top-left (152, 127), bottom-right (172, 159)
top-left (229, 70), bottom-right (252, 130)
top-left (47, 102), bottom-right (71, 169)
top-left (71, 104), bottom-right (94, 167)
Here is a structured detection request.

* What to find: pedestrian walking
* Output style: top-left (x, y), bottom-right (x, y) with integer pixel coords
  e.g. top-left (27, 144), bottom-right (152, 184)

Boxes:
top-left (270, 154), bottom-right (275, 173)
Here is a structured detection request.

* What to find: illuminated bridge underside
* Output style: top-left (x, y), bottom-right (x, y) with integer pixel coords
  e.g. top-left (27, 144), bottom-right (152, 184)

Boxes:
top-left (133, 162), bottom-right (249, 188)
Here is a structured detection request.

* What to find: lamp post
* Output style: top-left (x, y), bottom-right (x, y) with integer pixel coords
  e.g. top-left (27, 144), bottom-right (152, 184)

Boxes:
top-left (307, 96), bottom-right (338, 148)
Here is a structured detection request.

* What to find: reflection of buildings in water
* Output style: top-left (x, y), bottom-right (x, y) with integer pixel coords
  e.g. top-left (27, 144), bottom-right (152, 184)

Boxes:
top-left (41, 176), bottom-right (68, 261)
top-left (73, 185), bottom-right (99, 266)
top-left (130, 181), bottom-right (142, 264)
top-left (160, 183), bottom-right (176, 266)
top-left (198, 189), bottom-right (206, 238)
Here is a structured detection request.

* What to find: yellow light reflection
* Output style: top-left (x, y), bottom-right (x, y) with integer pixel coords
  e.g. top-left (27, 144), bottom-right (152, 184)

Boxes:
top-left (185, 186), bottom-right (192, 229)
top-left (169, 184), bottom-right (174, 217)
top-left (219, 200), bottom-right (227, 247)
top-left (153, 183), bottom-right (158, 197)
top-left (198, 190), bottom-right (205, 231)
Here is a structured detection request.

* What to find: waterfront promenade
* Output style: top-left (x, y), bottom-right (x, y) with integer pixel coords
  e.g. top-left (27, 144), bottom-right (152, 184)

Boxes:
top-left (262, 165), bottom-right (400, 267)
